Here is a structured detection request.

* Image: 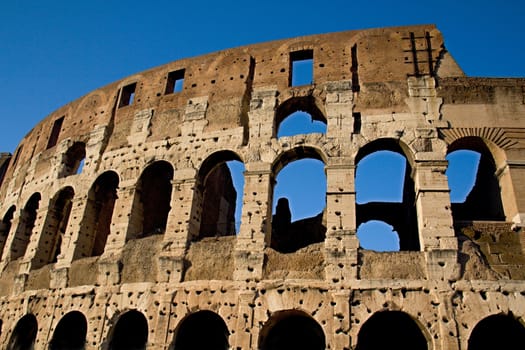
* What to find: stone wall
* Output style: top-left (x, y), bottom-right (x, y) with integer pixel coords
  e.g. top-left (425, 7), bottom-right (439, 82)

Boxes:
top-left (0, 24), bottom-right (524, 349)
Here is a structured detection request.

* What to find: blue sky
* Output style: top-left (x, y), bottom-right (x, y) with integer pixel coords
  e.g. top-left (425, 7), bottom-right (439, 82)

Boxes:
top-left (1, 0), bottom-right (524, 250)
top-left (1, 0), bottom-right (524, 154)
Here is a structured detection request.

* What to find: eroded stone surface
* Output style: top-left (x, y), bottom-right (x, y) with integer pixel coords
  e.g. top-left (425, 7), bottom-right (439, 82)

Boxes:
top-left (0, 25), bottom-right (524, 349)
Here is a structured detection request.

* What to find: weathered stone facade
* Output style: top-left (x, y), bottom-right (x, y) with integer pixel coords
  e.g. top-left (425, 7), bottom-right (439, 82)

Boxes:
top-left (0, 25), bottom-right (524, 349)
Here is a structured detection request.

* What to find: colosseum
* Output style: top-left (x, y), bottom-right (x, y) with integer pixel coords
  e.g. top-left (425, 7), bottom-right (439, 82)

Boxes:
top-left (0, 24), bottom-right (524, 349)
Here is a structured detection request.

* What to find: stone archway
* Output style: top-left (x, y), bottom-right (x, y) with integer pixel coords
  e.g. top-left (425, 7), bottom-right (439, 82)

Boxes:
top-left (468, 313), bottom-right (525, 349)
top-left (259, 310), bottom-right (325, 350)
top-left (171, 310), bottom-right (229, 350)
top-left (355, 310), bottom-right (428, 350)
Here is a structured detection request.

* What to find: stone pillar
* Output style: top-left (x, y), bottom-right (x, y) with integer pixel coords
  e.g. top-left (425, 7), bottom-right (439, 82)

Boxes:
top-left (233, 162), bottom-right (273, 281)
top-left (331, 290), bottom-right (351, 350)
top-left (23, 202), bottom-right (56, 270)
top-left (324, 163), bottom-right (359, 283)
top-left (233, 290), bottom-right (257, 349)
top-left (158, 168), bottom-right (197, 283)
top-left (102, 181), bottom-right (136, 254)
top-left (405, 76), bottom-right (445, 126)
top-left (180, 96), bottom-right (209, 137)
top-left (435, 290), bottom-right (461, 350)
top-left (413, 159), bottom-right (460, 281)
top-left (50, 192), bottom-right (89, 288)
top-left (86, 124), bottom-right (111, 174)
top-left (127, 108), bottom-right (153, 145)
top-left (151, 293), bottom-right (174, 349)
top-left (324, 80), bottom-right (354, 138)
top-left (248, 88), bottom-right (278, 140)
top-left (499, 159), bottom-right (525, 227)
top-left (14, 200), bottom-right (50, 292)
top-left (58, 193), bottom-right (89, 263)
top-left (97, 181), bottom-right (136, 286)
top-left (0, 209), bottom-right (21, 270)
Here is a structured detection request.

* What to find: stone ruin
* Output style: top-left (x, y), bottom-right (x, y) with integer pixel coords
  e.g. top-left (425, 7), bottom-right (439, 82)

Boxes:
top-left (0, 24), bottom-right (524, 349)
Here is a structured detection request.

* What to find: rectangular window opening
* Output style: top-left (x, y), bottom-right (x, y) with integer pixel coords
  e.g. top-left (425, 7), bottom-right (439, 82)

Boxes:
top-left (290, 50), bottom-right (313, 87)
top-left (165, 69), bottom-right (185, 94)
top-left (46, 116), bottom-right (65, 149)
top-left (119, 83), bottom-right (137, 108)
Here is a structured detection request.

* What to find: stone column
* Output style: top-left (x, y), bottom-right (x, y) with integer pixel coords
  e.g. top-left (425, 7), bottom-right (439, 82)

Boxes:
top-left (233, 162), bottom-right (273, 281)
top-left (233, 290), bottom-right (257, 349)
top-left (232, 87), bottom-right (278, 282)
top-left (324, 80), bottom-right (354, 139)
top-left (49, 192), bottom-right (90, 288)
top-left (248, 88), bottom-right (278, 140)
top-left (413, 159), bottom-right (460, 281)
top-left (101, 180), bottom-right (136, 254)
top-left (435, 290), bottom-right (461, 350)
top-left (0, 208), bottom-right (21, 270)
top-left (499, 159), bottom-right (525, 227)
top-left (158, 168), bottom-right (197, 283)
top-left (97, 181), bottom-right (136, 286)
top-left (14, 201), bottom-right (49, 293)
top-left (324, 163), bottom-right (359, 283)
top-left (57, 193), bottom-right (89, 263)
top-left (331, 290), bottom-right (351, 350)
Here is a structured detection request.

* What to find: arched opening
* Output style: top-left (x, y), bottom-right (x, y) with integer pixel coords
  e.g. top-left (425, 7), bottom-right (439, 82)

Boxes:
top-left (468, 313), bottom-right (525, 349)
top-left (277, 111), bottom-right (326, 138)
top-left (259, 310), bottom-right (325, 350)
top-left (76, 171), bottom-right (119, 258)
top-left (129, 161), bottom-right (174, 239)
top-left (171, 310), bottom-right (229, 350)
top-left (355, 142), bottom-right (419, 251)
top-left (357, 220), bottom-right (400, 251)
top-left (11, 193), bottom-right (41, 261)
top-left (274, 96), bottom-right (326, 138)
top-left (108, 310), bottom-right (148, 350)
top-left (32, 187), bottom-right (74, 269)
top-left (7, 314), bottom-right (38, 350)
top-left (0, 205), bottom-right (16, 257)
top-left (196, 151), bottom-right (244, 240)
top-left (271, 152), bottom-right (326, 253)
top-left (59, 142), bottom-right (86, 177)
top-left (49, 311), bottom-right (87, 350)
top-left (356, 310), bottom-right (428, 350)
top-left (447, 137), bottom-right (504, 221)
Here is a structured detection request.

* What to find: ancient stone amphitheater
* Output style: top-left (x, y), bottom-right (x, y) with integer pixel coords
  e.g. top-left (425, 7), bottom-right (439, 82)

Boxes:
top-left (0, 24), bottom-right (524, 349)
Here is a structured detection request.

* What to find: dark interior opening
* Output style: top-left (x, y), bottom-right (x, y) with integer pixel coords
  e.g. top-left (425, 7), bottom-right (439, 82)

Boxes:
top-left (47, 116), bottom-right (65, 149)
top-left (11, 193), bottom-right (41, 261)
top-left (356, 311), bottom-right (427, 350)
top-left (61, 142), bottom-right (86, 177)
top-left (171, 310), bottom-right (229, 350)
top-left (166, 69), bottom-right (185, 94)
top-left (109, 310), bottom-right (148, 350)
top-left (259, 310), bottom-right (325, 350)
top-left (197, 152), bottom-right (242, 240)
top-left (132, 161), bottom-right (173, 238)
top-left (0, 206), bottom-right (15, 256)
top-left (7, 314), bottom-right (38, 350)
top-left (468, 313), bottom-right (525, 350)
top-left (49, 311), bottom-right (87, 350)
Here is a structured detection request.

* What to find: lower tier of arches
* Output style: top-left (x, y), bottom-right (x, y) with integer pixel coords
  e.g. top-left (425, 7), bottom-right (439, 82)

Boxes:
top-left (0, 280), bottom-right (524, 350)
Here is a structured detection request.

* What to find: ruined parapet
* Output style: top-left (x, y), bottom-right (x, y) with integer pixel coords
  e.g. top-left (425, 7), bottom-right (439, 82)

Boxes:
top-left (0, 25), bottom-right (524, 349)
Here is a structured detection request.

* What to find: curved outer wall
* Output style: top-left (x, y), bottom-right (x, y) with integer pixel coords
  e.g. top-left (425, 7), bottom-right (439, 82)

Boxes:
top-left (0, 24), bottom-right (525, 349)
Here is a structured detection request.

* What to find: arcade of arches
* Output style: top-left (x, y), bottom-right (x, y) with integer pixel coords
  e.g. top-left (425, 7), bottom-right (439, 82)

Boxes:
top-left (0, 25), bottom-right (524, 350)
